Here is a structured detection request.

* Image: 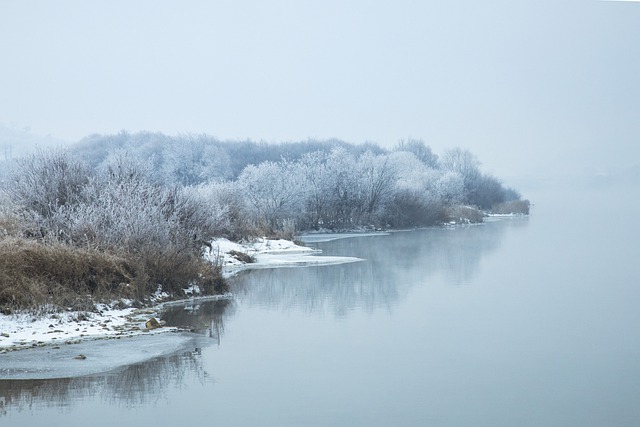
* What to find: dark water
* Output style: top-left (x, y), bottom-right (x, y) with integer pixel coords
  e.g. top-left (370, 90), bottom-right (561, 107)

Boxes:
top-left (2, 184), bottom-right (640, 426)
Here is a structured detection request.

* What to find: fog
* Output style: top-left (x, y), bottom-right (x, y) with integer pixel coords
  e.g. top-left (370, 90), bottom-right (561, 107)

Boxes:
top-left (1, 0), bottom-right (638, 183)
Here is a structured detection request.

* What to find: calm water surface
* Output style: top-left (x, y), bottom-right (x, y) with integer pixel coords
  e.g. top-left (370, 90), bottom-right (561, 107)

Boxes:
top-left (2, 184), bottom-right (639, 426)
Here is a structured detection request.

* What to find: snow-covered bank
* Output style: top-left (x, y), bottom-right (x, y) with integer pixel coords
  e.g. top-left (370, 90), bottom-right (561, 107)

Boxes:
top-left (205, 237), bottom-right (363, 277)
top-left (0, 303), bottom-right (179, 353)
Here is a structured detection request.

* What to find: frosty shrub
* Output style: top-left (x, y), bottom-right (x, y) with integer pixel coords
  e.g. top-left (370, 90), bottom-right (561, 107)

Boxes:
top-left (184, 182), bottom-right (234, 237)
top-left (237, 160), bottom-right (305, 233)
top-left (7, 149), bottom-right (90, 220)
top-left (0, 188), bottom-right (22, 238)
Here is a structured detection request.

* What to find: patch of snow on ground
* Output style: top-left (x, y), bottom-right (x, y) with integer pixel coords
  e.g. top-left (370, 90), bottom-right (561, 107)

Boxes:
top-left (205, 237), bottom-right (363, 276)
top-left (0, 304), bottom-right (177, 352)
top-left (299, 232), bottom-right (389, 243)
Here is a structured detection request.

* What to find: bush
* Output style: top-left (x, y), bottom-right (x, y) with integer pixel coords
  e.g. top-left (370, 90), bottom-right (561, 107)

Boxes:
top-left (7, 149), bottom-right (90, 219)
top-left (134, 248), bottom-right (227, 298)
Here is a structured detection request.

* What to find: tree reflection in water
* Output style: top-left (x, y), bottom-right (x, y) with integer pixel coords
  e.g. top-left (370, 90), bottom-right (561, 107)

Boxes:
top-left (229, 220), bottom-right (527, 315)
top-left (0, 299), bottom-right (235, 416)
top-left (161, 298), bottom-right (236, 345)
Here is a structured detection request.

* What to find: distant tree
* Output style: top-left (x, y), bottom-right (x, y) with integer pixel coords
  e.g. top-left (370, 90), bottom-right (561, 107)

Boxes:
top-left (433, 171), bottom-right (465, 206)
top-left (468, 174), bottom-right (506, 210)
top-left (160, 135), bottom-right (232, 185)
top-left (237, 160), bottom-right (305, 231)
top-left (99, 148), bottom-right (158, 185)
top-left (503, 187), bottom-right (521, 202)
top-left (184, 182), bottom-right (235, 237)
top-left (323, 148), bottom-right (360, 227)
top-left (384, 152), bottom-right (434, 226)
top-left (440, 148), bottom-right (482, 204)
top-left (440, 148), bottom-right (481, 183)
top-left (395, 139), bottom-right (439, 169)
top-left (297, 151), bottom-right (333, 229)
top-left (356, 150), bottom-right (397, 220)
top-left (73, 130), bottom-right (134, 167)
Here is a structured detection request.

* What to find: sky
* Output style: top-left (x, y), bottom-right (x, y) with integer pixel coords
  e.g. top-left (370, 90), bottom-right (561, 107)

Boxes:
top-left (1, 0), bottom-right (638, 180)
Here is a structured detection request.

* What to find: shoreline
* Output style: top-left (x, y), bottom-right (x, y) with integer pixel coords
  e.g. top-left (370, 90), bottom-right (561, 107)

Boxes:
top-left (0, 237), bottom-right (362, 354)
top-left (0, 219), bottom-right (527, 378)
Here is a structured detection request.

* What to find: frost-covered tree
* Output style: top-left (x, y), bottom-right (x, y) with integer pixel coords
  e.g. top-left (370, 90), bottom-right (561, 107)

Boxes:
top-left (99, 148), bottom-right (158, 185)
top-left (433, 171), bottom-right (465, 205)
top-left (440, 148), bottom-right (482, 204)
top-left (237, 159), bottom-right (306, 231)
top-left (8, 149), bottom-right (90, 220)
top-left (395, 139), bottom-right (439, 169)
top-left (160, 135), bottom-right (232, 186)
top-left (384, 151), bottom-right (445, 226)
top-left (440, 148), bottom-right (481, 184)
top-left (184, 181), bottom-right (236, 237)
top-left (296, 151), bottom-right (334, 229)
top-left (323, 147), bottom-right (360, 227)
top-left (356, 150), bottom-right (397, 220)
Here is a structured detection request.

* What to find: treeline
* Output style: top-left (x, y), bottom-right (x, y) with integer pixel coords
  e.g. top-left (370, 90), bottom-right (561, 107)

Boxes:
top-left (0, 132), bottom-right (528, 311)
top-left (70, 132), bottom-right (527, 232)
top-left (72, 131), bottom-right (387, 184)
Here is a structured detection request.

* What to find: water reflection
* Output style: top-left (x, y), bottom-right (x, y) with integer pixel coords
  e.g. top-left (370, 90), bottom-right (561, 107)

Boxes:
top-left (161, 298), bottom-right (237, 344)
top-left (0, 348), bottom-right (204, 416)
top-left (230, 219), bottom-right (527, 314)
top-left (0, 299), bottom-right (235, 416)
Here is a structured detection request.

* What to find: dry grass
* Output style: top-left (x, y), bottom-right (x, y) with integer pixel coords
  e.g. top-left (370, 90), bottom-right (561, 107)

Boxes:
top-left (444, 205), bottom-right (485, 224)
top-left (0, 238), bottom-right (135, 313)
top-left (0, 237), bottom-right (227, 314)
top-left (134, 249), bottom-right (228, 298)
top-left (228, 250), bottom-right (255, 264)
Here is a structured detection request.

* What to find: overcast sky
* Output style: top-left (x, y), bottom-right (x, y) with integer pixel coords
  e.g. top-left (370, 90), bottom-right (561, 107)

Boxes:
top-left (1, 0), bottom-right (638, 179)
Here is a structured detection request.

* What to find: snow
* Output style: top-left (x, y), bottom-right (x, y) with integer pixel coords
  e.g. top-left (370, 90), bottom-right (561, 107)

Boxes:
top-left (299, 232), bottom-right (389, 243)
top-left (0, 303), bottom-right (177, 353)
top-left (205, 237), bottom-right (363, 276)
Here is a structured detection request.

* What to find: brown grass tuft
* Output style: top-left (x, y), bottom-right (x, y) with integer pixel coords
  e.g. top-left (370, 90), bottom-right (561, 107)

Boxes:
top-left (0, 238), bottom-right (136, 312)
top-left (443, 205), bottom-right (485, 224)
top-left (0, 237), bottom-right (228, 313)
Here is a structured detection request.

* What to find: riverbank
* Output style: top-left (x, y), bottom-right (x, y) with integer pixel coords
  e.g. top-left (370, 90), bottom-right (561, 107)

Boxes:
top-left (0, 237), bottom-right (361, 354)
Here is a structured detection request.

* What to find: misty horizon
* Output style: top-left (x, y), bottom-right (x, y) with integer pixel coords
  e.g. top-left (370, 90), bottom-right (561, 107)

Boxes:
top-left (1, 0), bottom-right (639, 182)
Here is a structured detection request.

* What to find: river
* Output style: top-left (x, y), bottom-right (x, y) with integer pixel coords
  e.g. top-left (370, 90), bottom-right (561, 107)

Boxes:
top-left (2, 182), bottom-right (639, 426)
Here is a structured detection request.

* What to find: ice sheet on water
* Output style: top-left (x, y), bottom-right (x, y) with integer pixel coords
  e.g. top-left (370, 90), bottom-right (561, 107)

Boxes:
top-left (0, 332), bottom-right (197, 380)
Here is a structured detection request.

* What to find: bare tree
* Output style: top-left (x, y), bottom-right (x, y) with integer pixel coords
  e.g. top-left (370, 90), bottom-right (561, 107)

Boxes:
top-left (395, 138), bottom-right (439, 169)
